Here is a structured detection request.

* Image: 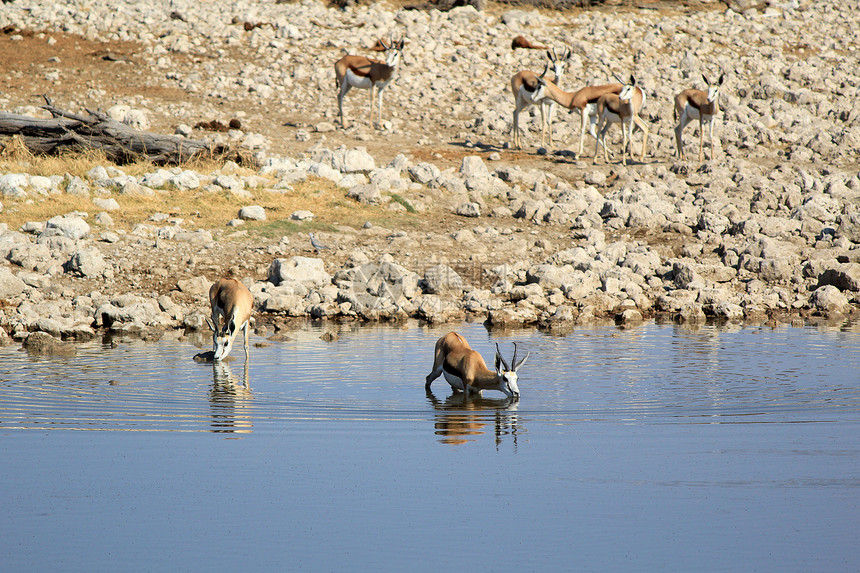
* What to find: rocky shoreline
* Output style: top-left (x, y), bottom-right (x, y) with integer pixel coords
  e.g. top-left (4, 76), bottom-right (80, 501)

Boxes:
top-left (1, 144), bottom-right (858, 354)
top-left (1, 0), bottom-right (859, 353)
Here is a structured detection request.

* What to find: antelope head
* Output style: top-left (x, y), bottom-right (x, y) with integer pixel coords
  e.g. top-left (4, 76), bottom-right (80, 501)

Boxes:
top-left (207, 316), bottom-right (240, 361)
top-left (616, 74), bottom-right (637, 103)
top-left (381, 34), bottom-right (405, 67)
top-left (704, 73), bottom-right (725, 104)
top-left (494, 342), bottom-right (530, 399)
top-left (547, 46), bottom-right (572, 80)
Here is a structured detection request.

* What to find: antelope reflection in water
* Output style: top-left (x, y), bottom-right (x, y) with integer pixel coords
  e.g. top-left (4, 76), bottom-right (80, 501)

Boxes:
top-left (210, 361), bottom-right (253, 434)
top-left (425, 390), bottom-right (522, 448)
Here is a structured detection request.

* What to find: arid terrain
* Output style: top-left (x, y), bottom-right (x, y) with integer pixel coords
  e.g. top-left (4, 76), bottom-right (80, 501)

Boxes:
top-left (0, 0), bottom-right (859, 345)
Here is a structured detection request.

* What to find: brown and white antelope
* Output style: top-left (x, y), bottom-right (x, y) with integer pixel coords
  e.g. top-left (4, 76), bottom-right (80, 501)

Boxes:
top-left (529, 77), bottom-right (638, 158)
top-left (425, 332), bottom-right (529, 399)
top-left (334, 36), bottom-right (405, 129)
top-left (207, 278), bottom-right (253, 362)
top-left (593, 75), bottom-right (649, 165)
top-left (510, 47), bottom-right (572, 149)
top-left (674, 73), bottom-right (725, 162)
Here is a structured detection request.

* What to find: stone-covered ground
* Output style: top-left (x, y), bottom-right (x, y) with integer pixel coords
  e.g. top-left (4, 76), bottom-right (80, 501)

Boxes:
top-left (0, 0), bottom-right (858, 350)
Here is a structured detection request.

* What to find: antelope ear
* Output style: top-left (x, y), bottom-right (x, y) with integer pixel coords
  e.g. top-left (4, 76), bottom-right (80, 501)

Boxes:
top-left (629, 74), bottom-right (636, 86)
top-left (546, 49), bottom-right (553, 62)
top-left (702, 73), bottom-right (710, 86)
top-left (718, 73), bottom-right (725, 86)
top-left (494, 348), bottom-right (502, 373)
top-left (564, 46), bottom-right (572, 61)
top-left (206, 318), bottom-right (216, 332)
top-left (227, 319), bottom-right (237, 336)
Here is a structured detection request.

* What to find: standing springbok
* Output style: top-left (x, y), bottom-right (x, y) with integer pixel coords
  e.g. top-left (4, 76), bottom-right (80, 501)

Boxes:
top-left (207, 278), bottom-right (253, 362)
top-left (334, 36), bottom-right (405, 129)
top-left (593, 75), bottom-right (649, 166)
top-left (674, 73), bottom-right (725, 162)
top-left (510, 46), bottom-right (572, 149)
top-left (530, 77), bottom-right (643, 158)
top-left (425, 332), bottom-right (529, 399)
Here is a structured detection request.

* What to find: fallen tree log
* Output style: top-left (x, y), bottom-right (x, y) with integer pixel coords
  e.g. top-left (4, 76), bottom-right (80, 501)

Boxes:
top-left (0, 98), bottom-right (242, 166)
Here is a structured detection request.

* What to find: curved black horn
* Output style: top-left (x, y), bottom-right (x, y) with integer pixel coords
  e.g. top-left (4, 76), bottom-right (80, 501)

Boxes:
top-left (539, 61), bottom-right (550, 78)
top-left (511, 342), bottom-right (519, 368)
top-left (495, 343), bottom-right (510, 371)
top-left (514, 350), bottom-right (530, 371)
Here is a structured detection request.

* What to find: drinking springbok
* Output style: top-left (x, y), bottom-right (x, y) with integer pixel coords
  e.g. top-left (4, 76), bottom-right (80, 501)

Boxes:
top-left (510, 47), bottom-right (572, 149)
top-left (674, 73), bottom-right (725, 162)
top-left (593, 75), bottom-right (649, 165)
top-left (425, 332), bottom-right (529, 399)
top-left (334, 36), bottom-right (405, 129)
top-left (207, 278), bottom-right (253, 362)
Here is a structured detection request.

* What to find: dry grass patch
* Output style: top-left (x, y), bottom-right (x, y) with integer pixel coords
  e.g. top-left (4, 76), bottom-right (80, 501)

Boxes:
top-left (1, 194), bottom-right (96, 230)
top-left (0, 146), bottom-right (251, 180)
top-left (1, 166), bottom-right (421, 238)
top-left (237, 179), bottom-right (422, 238)
top-left (1, 147), bottom-right (118, 178)
top-left (0, 149), bottom-right (424, 237)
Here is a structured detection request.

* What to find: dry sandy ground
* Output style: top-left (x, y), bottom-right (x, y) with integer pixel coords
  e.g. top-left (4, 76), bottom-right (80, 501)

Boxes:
top-left (0, 3), bottom-right (856, 325)
top-left (0, 5), bottom-right (706, 178)
top-left (0, 11), bottom-right (673, 300)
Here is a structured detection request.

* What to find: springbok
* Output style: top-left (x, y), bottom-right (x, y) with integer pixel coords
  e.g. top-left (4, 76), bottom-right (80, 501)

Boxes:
top-left (510, 47), bottom-right (572, 149)
top-left (530, 76), bottom-right (641, 158)
top-left (511, 35), bottom-right (548, 50)
top-left (425, 332), bottom-right (529, 399)
top-left (334, 36), bottom-right (405, 129)
top-left (207, 278), bottom-right (253, 362)
top-left (674, 73), bottom-right (725, 162)
top-left (593, 75), bottom-right (649, 165)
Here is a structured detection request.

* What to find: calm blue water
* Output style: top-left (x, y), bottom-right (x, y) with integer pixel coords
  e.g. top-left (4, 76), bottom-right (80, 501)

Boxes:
top-left (1, 320), bottom-right (858, 572)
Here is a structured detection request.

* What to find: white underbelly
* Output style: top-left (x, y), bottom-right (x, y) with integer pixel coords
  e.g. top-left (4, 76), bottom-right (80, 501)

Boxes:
top-left (684, 105), bottom-right (714, 121)
top-left (345, 70), bottom-right (373, 89)
top-left (684, 105), bottom-right (702, 120)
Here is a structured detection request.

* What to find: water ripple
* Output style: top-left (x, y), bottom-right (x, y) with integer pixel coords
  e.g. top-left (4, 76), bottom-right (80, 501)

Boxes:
top-left (0, 322), bottom-right (858, 434)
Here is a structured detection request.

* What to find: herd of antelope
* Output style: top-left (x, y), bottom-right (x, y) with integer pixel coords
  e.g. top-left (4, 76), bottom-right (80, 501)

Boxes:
top-left (204, 38), bottom-right (725, 397)
top-left (207, 278), bottom-right (527, 400)
top-left (334, 37), bottom-right (725, 164)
